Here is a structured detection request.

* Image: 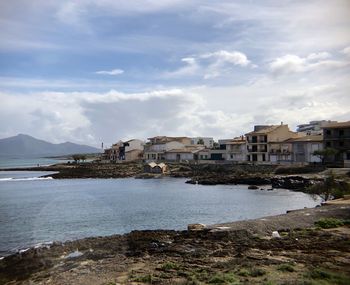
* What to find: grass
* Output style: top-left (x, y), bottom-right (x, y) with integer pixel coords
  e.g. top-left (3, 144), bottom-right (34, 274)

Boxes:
top-left (208, 272), bottom-right (239, 284)
top-left (277, 263), bottom-right (295, 272)
top-left (314, 218), bottom-right (345, 229)
top-left (306, 268), bottom-right (350, 285)
top-left (130, 273), bottom-right (154, 283)
top-left (160, 261), bottom-right (180, 271)
top-left (236, 267), bottom-right (266, 277)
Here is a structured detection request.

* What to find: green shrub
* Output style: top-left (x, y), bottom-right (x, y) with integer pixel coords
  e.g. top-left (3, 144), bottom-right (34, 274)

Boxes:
top-left (277, 263), bottom-right (295, 272)
top-left (208, 272), bottom-right (239, 284)
top-left (314, 218), bottom-right (344, 229)
top-left (249, 268), bottom-right (266, 277)
top-left (160, 262), bottom-right (180, 271)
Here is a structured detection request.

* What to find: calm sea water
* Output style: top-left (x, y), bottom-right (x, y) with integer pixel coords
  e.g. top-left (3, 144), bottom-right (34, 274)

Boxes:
top-left (0, 156), bottom-right (68, 168)
top-left (0, 171), bottom-right (321, 257)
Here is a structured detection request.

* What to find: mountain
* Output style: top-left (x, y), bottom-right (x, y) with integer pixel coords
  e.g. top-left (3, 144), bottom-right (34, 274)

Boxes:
top-left (0, 134), bottom-right (101, 157)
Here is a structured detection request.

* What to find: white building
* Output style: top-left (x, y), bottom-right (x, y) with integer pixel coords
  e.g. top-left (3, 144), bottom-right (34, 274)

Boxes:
top-left (191, 137), bottom-right (214, 148)
top-left (290, 135), bottom-right (323, 163)
top-left (297, 120), bottom-right (337, 135)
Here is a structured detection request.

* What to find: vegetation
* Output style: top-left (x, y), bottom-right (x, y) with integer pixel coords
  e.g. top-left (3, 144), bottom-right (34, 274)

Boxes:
top-left (274, 165), bottom-right (325, 175)
top-left (197, 138), bottom-right (205, 145)
top-left (306, 172), bottom-right (350, 200)
top-left (160, 262), bottom-right (180, 271)
top-left (277, 263), bottom-right (295, 272)
top-left (306, 268), bottom-right (350, 285)
top-left (314, 218), bottom-right (348, 229)
top-left (313, 148), bottom-right (338, 164)
top-left (208, 272), bottom-right (239, 284)
top-left (72, 154), bottom-right (87, 163)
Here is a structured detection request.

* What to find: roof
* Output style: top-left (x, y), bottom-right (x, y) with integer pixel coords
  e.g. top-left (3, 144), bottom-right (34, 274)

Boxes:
top-left (158, 163), bottom-right (167, 168)
top-left (147, 162), bottom-right (157, 168)
top-left (245, 125), bottom-right (282, 135)
top-left (166, 146), bottom-right (204, 153)
top-left (322, 121), bottom-right (350, 129)
top-left (286, 135), bottom-right (323, 143)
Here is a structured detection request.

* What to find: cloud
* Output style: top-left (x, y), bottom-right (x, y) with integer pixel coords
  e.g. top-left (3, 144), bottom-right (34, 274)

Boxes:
top-left (200, 50), bottom-right (251, 67)
top-left (342, 46), bottom-right (350, 57)
top-left (269, 52), bottom-right (349, 75)
top-left (95, 69), bottom-right (124, 76)
top-left (164, 50), bottom-right (254, 79)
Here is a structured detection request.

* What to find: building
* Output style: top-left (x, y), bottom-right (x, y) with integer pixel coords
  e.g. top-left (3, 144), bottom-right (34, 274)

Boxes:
top-left (144, 136), bottom-right (191, 161)
top-left (191, 137), bottom-right (214, 148)
top-left (289, 135), bottom-right (323, 164)
top-left (143, 162), bottom-right (168, 173)
top-left (245, 124), bottom-right (302, 163)
top-left (218, 137), bottom-right (247, 162)
top-left (322, 121), bottom-right (350, 166)
top-left (164, 145), bottom-right (205, 162)
top-left (103, 139), bottom-right (144, 162)
top-left (297, 120), bottom-right (337, 135)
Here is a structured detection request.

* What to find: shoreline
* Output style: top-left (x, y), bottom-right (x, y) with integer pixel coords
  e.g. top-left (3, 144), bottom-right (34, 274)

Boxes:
top-left (0, 161), bottom-right (323, 191)
top-left (1, 203), bottom-right (349, 284)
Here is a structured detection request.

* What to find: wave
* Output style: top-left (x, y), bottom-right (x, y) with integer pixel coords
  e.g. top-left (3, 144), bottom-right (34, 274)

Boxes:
top-left (0, 177), bottom-right (53, 182)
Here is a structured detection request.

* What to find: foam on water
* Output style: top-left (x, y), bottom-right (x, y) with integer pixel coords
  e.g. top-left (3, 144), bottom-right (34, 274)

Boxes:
top-left (0, 177), bottom-right (53, 182)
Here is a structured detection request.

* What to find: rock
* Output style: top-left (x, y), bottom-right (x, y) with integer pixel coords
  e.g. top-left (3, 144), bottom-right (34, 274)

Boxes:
top-left (248, 185), bottom-right (259, 190)
top-left (188, 223), bottom-right (206, 231)
top-left (272, 231), bottom-right (281, 238)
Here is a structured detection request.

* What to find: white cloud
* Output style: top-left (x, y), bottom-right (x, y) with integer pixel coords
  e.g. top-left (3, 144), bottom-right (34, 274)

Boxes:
top-left (269, 52), bottom-right (349, 75)
top-left (342, 46), bottom-right (350, 57)
top-left (200, 50), bottom-right (251, 67)
top-left (164, 50), bottom-right (254, 79)
top-left (95, 69), bottom-right (124, 76)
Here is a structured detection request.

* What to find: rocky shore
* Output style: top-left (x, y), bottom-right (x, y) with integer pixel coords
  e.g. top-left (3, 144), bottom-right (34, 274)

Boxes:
top-left (0, 162), bottom-right (325, 191)
top-left (1, 204), bottom-right (349, 285)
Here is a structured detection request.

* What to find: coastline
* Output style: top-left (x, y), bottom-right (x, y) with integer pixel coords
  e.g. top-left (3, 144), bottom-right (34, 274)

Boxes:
top-left (0, 161), bottom-right (324, 191)
top-left (1, 203), bottom-right (349, 284)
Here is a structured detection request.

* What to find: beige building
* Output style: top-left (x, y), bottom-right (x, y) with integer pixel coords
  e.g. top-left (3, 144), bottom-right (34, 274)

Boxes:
top-left (164, 145), bottom-right (205, 161)
top-left (144, 136), bottom-right (191, 161)
top-left (245, 124), bottom-right (302, 163)
top-left (219, 137), bottom-right (247, 162)
top-left (103, 139), bottom-right (144, 162)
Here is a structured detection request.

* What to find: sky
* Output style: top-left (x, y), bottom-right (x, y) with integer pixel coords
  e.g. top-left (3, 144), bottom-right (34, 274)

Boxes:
top-left (0, 0), bottom-right (349, 147)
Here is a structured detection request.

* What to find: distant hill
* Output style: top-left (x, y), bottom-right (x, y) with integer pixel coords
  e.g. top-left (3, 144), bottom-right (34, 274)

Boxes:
top-left (0, 134), bottom-right (101, 157)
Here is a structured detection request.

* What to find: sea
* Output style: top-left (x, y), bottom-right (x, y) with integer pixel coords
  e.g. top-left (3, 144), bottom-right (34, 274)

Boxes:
top-left (0, 158), bottom-right (322, 257)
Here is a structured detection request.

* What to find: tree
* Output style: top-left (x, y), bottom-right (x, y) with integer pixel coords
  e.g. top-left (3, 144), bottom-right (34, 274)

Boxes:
top-left (72, 154), bottom-right (81, 163)
top-left (307, 172), bottom-right (350, 201)
top-left (313, 148), bottom-right (338, 164)
top-left (197, 138), bottom-right (204, 145)
top-left (72, 154), bottom-right (86, 163)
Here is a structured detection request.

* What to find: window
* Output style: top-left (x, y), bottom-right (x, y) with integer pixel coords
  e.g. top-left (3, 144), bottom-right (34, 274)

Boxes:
top-left (339, 141), bottom-right (344, 147)
top-left (231, 154), bottom-right (233, 159)
top-left (326, 130), bottom-right (331, 135)
top-left (339, 129), bottom-right (344, 136)
top-left (326, 142), bottom-right (331, 147)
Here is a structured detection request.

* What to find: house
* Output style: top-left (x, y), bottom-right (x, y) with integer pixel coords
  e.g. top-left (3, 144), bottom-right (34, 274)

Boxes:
top-left (143, 162), bottom-right (168, 173)
top-left (191, 137), bottom-right (214, 148)
top-left (102, 141), bottom-right (123, 161)
top-left (288, 135), bottom-right (323, 164)
top-left (124, 139), bottom-right (144, 161)
top-left (245, 124), bottom-right (302, 163)
top-left (322, 121), bottom-right (350, 166)
top-left (144, 136), bottom-right (191, 161)
top-left (103, 139), bottom-right (144, 162)
top-left (164, 145), bottom-right (205, 161)
top-left (218, 137), bottom-right (247, 162)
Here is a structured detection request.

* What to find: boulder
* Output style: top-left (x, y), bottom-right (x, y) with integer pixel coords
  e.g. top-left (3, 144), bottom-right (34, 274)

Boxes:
top-left (188, 223), bottom-right (206, 231)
